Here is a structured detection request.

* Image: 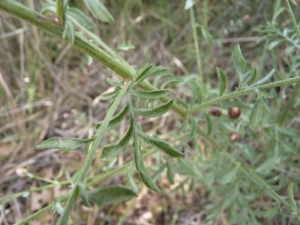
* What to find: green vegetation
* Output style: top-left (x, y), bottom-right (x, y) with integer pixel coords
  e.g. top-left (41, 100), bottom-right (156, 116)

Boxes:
top-left (0, 0), bottom-right (300, 224)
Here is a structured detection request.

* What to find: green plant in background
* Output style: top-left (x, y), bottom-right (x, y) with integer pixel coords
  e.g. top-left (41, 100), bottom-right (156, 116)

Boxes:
top-left (1, 0), bottom-right (300, 224)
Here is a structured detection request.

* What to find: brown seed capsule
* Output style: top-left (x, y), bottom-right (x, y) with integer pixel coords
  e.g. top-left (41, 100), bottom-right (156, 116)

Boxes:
top-left (208, 107), bottom-right (222, 117)
top-left (229, 132), bottom-right (239, 142)
top-left (228, 107), bottom-right (241, 119)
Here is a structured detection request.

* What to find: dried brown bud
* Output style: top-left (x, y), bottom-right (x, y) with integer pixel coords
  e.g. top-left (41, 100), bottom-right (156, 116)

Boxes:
top-left (208, 107), bottom-right (222, 117)
top-left (255, 127), bottom-right (261, 134)
top-left (229, 132), bottom-right (239, 142)
top-left (228, 107), bottom-right (241, 119)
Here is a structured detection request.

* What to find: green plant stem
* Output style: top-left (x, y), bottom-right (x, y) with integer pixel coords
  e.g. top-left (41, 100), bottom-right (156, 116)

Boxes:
top-left (285, 0), bottom-right (300, 41)
top-left (280, 0), bottom-right (300, 125)
top-left (56, 0), bottom-right (64, 25)
top-left (0, 181), bottom-right (70, 204)
top-left (15, 204), bottom-right (54, 225)
top-left (279, 82), bottom-right (300, 124)
top-left (0, 0), bottom-right (186, 117)
top-left (190, 6), bottom-right (205, 99)
top-left (57, 81), bottom-right (131, 225)
top-left (187, 76), bottom-right (300, 115)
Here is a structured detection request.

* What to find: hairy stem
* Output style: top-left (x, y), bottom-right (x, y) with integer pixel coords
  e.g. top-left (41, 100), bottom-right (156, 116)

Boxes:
top-left (279, 0), bottom-right (300, 125)
top-left (285, 0), bottom-right (300, 41)
top-left (187, 76), bottom-right (300, 115)
top-left (279, 81), bottom-right (300, 124)
top-left (190, 6), bottom-right (205, 98)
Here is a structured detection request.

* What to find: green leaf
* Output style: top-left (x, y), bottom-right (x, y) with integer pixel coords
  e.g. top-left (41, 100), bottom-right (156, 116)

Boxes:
top-left (100, 120), bottom-right (133, 161)
top-left (287, 183), bottom-right (298, 212)
top-left (244, 67), bottom-right (257, 85)
top-left (131, 90), bottom-right (170, 99)
top-left (71, 170), bottom-right (81, 185)
top-left (261, 92), bottom-right (274, 99)
top-left (166, 159), bottom-right (175, 185)
top-left (285, 45), bottom-right (295, 55)
top-left (37, 137), bottom-right (88, 153)
top-left (134, 64), bottom-right (154, 85)
top-left (116, 42), bottom-right (135, 53)
top-left (255, 157), bottom-right (278, 174)
top-left (78, 183), bottom-right (90, 207)
top-left (62, 19), bottom-right (75, 44)
top-left (185, 0), bottom-right (195, 10)
top-left (189, 117), bottom-right (197, 140)
top-left (66, 7), bottom-right (98, 33)
top-left (87, 186), bottom-right (137, 206)
top-left (178, 158), bottom-right (197, 176)
top-left (133, 100), bottom-right (173, 118)
top-left (220, 167), bottom-right (239, 185)
top-left (232, 44), bottom-right (248, 85)
top-left (179, 117), bottom-right (189, 132)
top-left (239, 144), bottom-right (257, 161)
top-left (249, 94), bottom-right (265, 132)
top-left (153, 70), bottom-right (174, 87)
top-left (204, 113), bottom-right (212, 136)
top-left (52, 198), bottom-right (64, 215)
top-left (176, 97), bottom-right (188, 109)
top-left (106, 99), bottom-right (115, 112)
top-left (132, 139), bottom-right (160, 192)
top-left (84, 141), bottom-right (91, 154)
top-left (87, 55), bottom-right (93, 65)
top-left (161, 77), bottom-right (183, 89)
top-left (264, 207), bottom-right (278, 220)
top-left (199, 24), bottom-right (213, 44)
top-left (152, 163), bottom-right (167, 182)
top-left (189, 178), bottom-right (195, 191)
top-left (83, 0), bottom-right (114, 23)
top-left (249, 69), bottom-right (275, 88)
top-left (106, 78), bottom-right (124, 87)
top-left (40, 3), bottom-right (56, 15)
top-left (101, 88), bottom-right (121, 100)
top-left (141, 134), bottom-right (184, 158)
top-left (126, 171), bottom-right (139, 194)
top-left (189, 80), bottom-right (202, 104)
top-left (96, 104), bottom-right (129, 130)
top-left (217, 68), bottom-right (226, 96)
top-left (277, 126), bottom-right (298, 137)
top-left (170, 178), bottom-right (189, 194)
top-left (268, 40), bottom-right (284, 50)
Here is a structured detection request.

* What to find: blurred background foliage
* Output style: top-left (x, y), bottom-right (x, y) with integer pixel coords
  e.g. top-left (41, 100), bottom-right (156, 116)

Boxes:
top-left (1, 0), bottom-right (300, 224)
